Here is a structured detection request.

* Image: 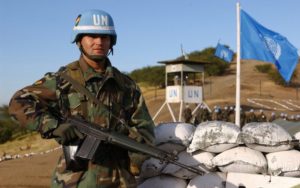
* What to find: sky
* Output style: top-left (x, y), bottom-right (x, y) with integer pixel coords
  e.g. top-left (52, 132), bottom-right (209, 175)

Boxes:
top-left (0, 0), bottom-right (300, 105)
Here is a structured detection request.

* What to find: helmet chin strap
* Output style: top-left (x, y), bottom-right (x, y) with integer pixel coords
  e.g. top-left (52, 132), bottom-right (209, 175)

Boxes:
top-left (78, 44), bottom-right (108, 63)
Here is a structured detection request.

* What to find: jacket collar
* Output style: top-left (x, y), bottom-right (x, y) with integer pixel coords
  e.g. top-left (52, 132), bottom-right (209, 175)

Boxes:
top-left (77, 56), bottom-right (124, 89)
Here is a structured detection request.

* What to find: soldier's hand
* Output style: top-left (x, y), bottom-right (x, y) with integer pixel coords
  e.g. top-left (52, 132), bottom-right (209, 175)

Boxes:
top-left (53, 123), bottom-right (84, 145)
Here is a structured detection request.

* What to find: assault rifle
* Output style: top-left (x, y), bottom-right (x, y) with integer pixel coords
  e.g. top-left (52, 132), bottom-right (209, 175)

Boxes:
top-left (64, 116), bottom-right (210, 175)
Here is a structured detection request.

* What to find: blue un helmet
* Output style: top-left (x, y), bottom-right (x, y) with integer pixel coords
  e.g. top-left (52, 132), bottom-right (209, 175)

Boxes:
top-left (72, 9), bottom-right (117, 46)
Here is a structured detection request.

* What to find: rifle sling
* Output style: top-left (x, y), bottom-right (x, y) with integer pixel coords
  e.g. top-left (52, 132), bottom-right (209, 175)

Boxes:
top-left (59, 72), bottom-right (103, 106)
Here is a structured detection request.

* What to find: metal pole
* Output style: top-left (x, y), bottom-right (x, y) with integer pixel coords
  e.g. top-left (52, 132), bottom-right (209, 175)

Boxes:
top-left (152, 101), bottom-right (167, 121)
top-left (179, 70), bottom-right (184, 121)
top-left (235, 2), bottom-right (241, 127)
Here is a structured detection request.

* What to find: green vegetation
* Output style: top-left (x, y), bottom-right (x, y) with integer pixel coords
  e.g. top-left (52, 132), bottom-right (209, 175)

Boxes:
top-left (185, 47), bottom-right (231, 76)
top-left (129, 66), bottom-right (165, 87)
top-left (128, 47), bottom-right (232, 87)
top-left (255, 64), bottom-right (272, 73)
top-left (0, 105), bottom-right (29, 144)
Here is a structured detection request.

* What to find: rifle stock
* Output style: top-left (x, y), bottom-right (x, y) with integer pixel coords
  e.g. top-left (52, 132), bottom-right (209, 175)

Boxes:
top-left (67, 116), bottom-right (210, 175)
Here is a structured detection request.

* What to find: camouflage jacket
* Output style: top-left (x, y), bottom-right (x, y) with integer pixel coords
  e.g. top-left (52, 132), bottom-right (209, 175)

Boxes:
top-left (9, 57), bottom-right (155, 188)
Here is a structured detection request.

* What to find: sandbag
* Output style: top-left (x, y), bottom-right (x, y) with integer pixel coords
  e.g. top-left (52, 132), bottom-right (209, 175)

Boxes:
top-left (242, 122), bottom-right (293, 153)
top-left (212, 146), bottom-right (267, 174)
top-left (157, 142), bottom-right (186, 154)
top-left (293, 132), bottom-right (300, 150)
top-left (139, 157), bottom-right (166, 179)
top-left (294, 132), bottom-right (300, 140)
top-left (154, 122), bottom-right (195, 147)
top-left (137, 175), bottom-right (187, 188)
top-left (266, 150), bottom-right (300, 177)
top-left (162, 150), bottom-right (215, 179)
top-left (187, 121), bottom-right (242, 153)
top-left (187, 172), bottom-right (227, 188)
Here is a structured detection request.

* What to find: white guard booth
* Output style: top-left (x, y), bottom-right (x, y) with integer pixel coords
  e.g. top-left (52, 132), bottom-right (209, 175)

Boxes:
top-left (153, 59), bottom-right (210, 122)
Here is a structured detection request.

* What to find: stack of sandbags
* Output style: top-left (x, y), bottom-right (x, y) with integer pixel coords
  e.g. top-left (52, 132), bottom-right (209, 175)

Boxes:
top-left (139, 122), bottom-right (197, 183)
top-left (188, 121), bottom-right (268, 180)
top-left (242, 122), bottom-right (300, 177)
top-left (139, 121), bottom-right (235, 187)
top-left (138, 121), bottom-right (300, 188)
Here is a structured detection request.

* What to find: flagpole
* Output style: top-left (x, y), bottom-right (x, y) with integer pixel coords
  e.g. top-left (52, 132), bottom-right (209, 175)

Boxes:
top-left (235, 2), bottom-right (241, 127)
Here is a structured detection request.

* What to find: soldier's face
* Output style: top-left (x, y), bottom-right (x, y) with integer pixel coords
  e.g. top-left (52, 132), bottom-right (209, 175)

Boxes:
top-left (80, 34), bottom-right (111, 57)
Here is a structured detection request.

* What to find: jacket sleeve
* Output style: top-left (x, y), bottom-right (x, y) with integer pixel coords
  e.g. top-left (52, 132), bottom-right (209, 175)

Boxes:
top-left (8, 72), bottom-right (61, 138)
top-left (129, 85), bottom-right (155, 144)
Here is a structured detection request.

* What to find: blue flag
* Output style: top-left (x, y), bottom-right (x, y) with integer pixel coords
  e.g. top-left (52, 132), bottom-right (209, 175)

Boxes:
top-left (214, 43), bottom-right (234, 63)
top-left (241, 10), bottom-right (298, 82)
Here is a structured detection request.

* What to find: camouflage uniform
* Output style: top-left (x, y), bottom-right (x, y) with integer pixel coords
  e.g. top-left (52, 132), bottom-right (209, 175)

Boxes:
top-left (256, 110), bottom-right (267, 122)
top-left (221, 107), bottom-right (230, 122)
top-left (268, 112), bottom-right (276, 122)
top-left (245, 110), bottom-right (257, 123)
top-left (211, 108), bottom-right (222, 121)
top-left (202, 108), bottom-right (211, 122)
top-left (240, 109), bottom-right (246, 127)
top-left (227, 107), bottom-right (235, 123)
top-left (9, 57), bottom-right (155, 188)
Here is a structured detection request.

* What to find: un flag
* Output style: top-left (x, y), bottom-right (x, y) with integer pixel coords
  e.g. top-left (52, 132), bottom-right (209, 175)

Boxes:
top-left (241, 10), bottom-right (298, 82)
top-left (215, 43), bottom-right (234, 63)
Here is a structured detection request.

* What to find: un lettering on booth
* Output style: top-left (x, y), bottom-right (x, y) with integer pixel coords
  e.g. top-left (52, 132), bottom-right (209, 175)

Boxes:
top-left (183, 86), bottom-right (203, 103)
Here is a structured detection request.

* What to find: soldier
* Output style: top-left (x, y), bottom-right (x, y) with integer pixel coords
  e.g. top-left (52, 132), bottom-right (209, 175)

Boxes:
top-left (9, 10), bottom-right (154, 188)
top-left (268, 112), bottom-right (277, 122)
top-left (227, 106), bottom-right (235, 123)
top-left (193, 105), bottom-right (203, 125)
top-left (256, 109), bottom-right (267, 122)
top-left (183, 104), bottom-right (192, 123)
top-left (211, 106), bottom-right (222, 121)
top-left (283, 113), bottom-right (288, 120)
top-left (221, 106), bottom-right (230, 122)
top-left (288, 115), bottom-right (295, 122)
top-left (245, 109), bottom-right (257, 123)
top-left (194, 105), bottom-right (211, 124)
top-left (240, 108), bottom-right (246, 127)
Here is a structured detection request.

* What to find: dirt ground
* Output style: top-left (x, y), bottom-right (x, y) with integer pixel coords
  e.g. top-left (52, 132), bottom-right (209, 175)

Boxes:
top-left (1, 61), bottom-right (300, 187)
top-left (0, 149), bottom-right (61, 188)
